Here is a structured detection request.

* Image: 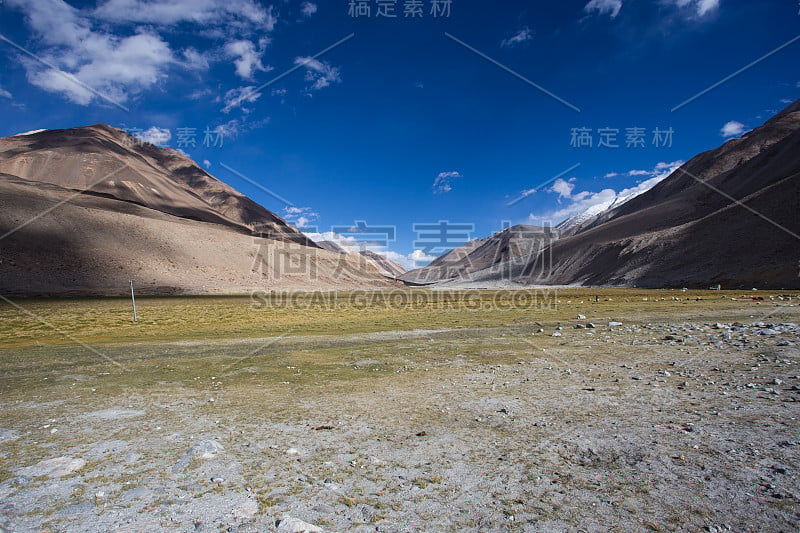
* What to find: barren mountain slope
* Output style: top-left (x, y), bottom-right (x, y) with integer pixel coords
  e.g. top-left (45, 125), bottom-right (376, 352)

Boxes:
top-left (0, 174), bottom-right (392, 296)
top-left (0, 124), bottom-right (312, 246)
top-left (359, 250), bottom-right (407, 278)
top-left (402, 100), bottom-right (800, 289)
top-left (400, 225), bottom-right (553, 285)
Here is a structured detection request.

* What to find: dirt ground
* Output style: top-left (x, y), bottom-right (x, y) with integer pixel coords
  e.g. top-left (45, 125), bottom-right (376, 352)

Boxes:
top-left (0, 291), bottom-right (798, 532)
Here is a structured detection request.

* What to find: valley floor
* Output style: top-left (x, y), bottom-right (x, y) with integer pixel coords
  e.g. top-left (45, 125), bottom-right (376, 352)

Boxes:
top-left (0, 290), bottom-right (799, 531)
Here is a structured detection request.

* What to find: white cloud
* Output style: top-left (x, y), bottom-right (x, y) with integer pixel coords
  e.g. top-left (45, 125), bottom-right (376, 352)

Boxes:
top-left (222, 85), bottom-right (262, 112)
top-left (584, 0), bottom-right (622, 19)
top-left (535, 160), bottom-right (684, 224)
top-left (695, 0), bottom-right (720, 16)
top-left (585, 0), bottom-right (719, 21)
top-left (0, 87), bottom-right (12, 99)
top-left (212, 119), bottom-right (240, 139)
top-left (294, 57), bottom-right (342, 91)
top-left (5, 0), bottom-right (280, 105)
top-left (501, 27), bottom-right (534, 48)
top-left (209, 117), bottom-right (269, 140)
top-left (301, 2), bottom-right (318, 17)
top-left (409, 250), bottom-right (437, 267)
top-left (304, 231), bottom-right (360, 250)
top-left (203, 159), bottom-right (211, 169)
top-left (8, 0), bottom-right (89, 48)
top-left (225, 39), bottom-right (270, 80)
top-left (188, 88), bottom-right (212, 100)
top-left (545, 188), bottom-right (618, 223)
top-left (433, 171), bottom-right (462, 194)
top-left (302, 230), bottom-right (429, 271)
top-left (550, 178), bottom-right (576, 200)
top-left (93, 0), bottom-right (276, 29)
top-left (6, 0), bottom-right (174, 105)
top-left (653, 161), bottom-right (678, 171)
top-left (626, 169), bottom-right (651, 176)
top-left (720, 120), bottom-right (746, 138)
top-left (182, 48), bottom-right (210, 71)
top-left (666, 0), bottom-right (720, 17)
top-left (135, 126), bottom-right (171, 146)
top-left (780, 98), bottom-right (792, 104)
top-left (282, 206), bottom-right (319, 229)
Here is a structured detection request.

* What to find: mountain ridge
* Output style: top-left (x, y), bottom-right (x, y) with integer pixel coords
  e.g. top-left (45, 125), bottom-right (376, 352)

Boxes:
top-left (401, 99), bottom-right (800, 289)
top-left (0, 123), bottom-right (315, 246)
top-left (0, 124), bottom-right (395, 295)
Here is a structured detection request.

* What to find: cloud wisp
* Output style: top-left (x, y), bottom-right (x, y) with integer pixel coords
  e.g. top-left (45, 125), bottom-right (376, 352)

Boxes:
top-left (432, 171), bottom-right (463, 195)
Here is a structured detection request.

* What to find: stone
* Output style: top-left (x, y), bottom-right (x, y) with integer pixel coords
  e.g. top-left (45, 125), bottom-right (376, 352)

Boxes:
top-left (608, 321), bottom-right (623, 327)
top-left (18, 456), bottom-right (85, 478)
top-left (172, 440), bottom-right (224, 472)
top-left (552, 331), bottom-right (562, 337)
top-left (277, 515), bottom-right (323, 533)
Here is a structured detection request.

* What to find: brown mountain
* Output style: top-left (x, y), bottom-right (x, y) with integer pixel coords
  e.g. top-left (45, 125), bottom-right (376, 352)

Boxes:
top-left (0, 125), bottom-right (392, 296)
top-left (402, 100), bottom-right (800, 289)
top-left (401, 225), bottom-right (553, 285)
top-left (0, 124), bottom-right (313, 246)
top-left (359, 250), bottom-right (407, 278)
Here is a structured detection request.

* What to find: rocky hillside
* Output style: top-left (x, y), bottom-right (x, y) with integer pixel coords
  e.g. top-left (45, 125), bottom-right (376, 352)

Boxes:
top-left (402, 99), bottom-right (800, 289)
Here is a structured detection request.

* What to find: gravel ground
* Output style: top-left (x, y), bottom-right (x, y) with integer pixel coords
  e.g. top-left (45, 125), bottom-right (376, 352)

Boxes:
top-left (1, 304), bottom-right (799, 532)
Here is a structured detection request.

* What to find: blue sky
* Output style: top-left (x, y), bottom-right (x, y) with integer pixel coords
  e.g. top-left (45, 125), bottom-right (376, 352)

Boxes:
top-left (0, 0), bottom-right (798, 268)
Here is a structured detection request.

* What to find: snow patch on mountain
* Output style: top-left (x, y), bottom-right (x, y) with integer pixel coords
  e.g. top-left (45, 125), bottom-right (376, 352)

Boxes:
top-left (557, 161), bottom-right (684, 232)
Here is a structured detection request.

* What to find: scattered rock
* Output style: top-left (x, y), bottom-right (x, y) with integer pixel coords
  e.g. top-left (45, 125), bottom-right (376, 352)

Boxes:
top-left (172, 440), bottom-right (224, 472)
top-left (608, 321), bottom-right (623, 327)
top-left (277, 515), bottom-right (323, 533)
top-left (17, 456), bottom-right (85, 478)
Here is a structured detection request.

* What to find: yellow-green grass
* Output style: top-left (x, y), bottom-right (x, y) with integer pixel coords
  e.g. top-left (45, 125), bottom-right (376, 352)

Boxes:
top-left (0, 288), bottom-right (794, 404)
top-left (0, 289), bottom-right (792, 349)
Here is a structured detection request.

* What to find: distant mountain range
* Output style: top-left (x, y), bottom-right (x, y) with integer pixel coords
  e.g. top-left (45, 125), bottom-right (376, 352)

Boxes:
top-left (401, 99), bottom-right (800, 289)
top-left (0, 124), bottom-right (396, 296)
top-left (317, 240), bottom-right (407, 278)
top-left (2, 98), bottom-right (798, 295)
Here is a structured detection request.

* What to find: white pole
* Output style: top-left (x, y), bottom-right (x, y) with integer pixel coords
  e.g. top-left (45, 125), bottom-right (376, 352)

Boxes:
top-left (130, 280), bottom-right (138, 323)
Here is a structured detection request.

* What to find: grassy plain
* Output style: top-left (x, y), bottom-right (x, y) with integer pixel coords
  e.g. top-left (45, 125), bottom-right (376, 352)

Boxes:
top-left (0, 289), bottom-right (798, 531)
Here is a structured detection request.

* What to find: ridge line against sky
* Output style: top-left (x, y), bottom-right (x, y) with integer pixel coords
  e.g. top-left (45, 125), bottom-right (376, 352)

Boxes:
top-left (0, 0), bottom-right (797, 268)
